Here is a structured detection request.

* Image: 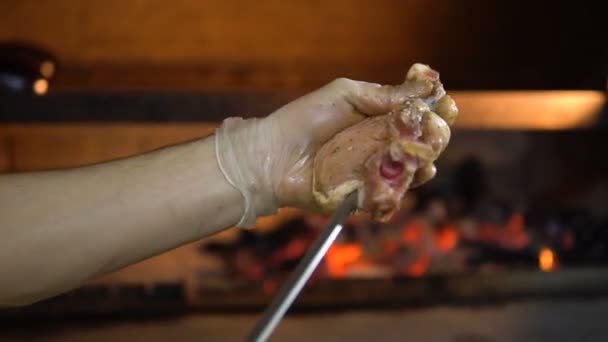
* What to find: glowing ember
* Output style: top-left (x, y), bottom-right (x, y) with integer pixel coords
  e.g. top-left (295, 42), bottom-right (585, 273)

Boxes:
top-left (539, 247), bottom-right (556, 272)
top-left (325, 244), bottom-right (363, 278)
top-left (263, 279), bottom-right (278, 295)
top-left (401, 221), bottom-right (424, 244)
top-left (271, 239), bottom-right (310, 265)
top-left (407, 254), bottom-right (431, 278)
top-left (205, 196), bottom-right (575, 282)
top-left (435, 224), bottom-right (459, 252)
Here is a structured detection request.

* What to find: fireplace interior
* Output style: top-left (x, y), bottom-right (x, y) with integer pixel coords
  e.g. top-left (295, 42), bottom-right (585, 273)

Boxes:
top-left (2, 94), bottom-right (608, 341)
top-left (1, 1), bottom-right (607, 340)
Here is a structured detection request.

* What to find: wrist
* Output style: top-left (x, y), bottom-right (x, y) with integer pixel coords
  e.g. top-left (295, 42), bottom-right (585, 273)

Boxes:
top-left (214, 116), bottom-right (281, 228)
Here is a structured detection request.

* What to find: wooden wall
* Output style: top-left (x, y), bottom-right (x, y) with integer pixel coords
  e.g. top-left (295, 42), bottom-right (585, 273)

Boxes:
top-left (1, 0), bottom-right (442, 66)
top-left (1, 0), bottom-right (604, 90)
top-left (0, 0), bottom-right (454, 90)
top-left (0, 123), bottom-right (217, 172)
top-left (0, 135), bottom-right (10, 172)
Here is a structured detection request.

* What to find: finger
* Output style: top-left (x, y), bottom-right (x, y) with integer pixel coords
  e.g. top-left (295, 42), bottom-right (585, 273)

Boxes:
top-left (406, 63), bottom-right (440, 82)
top-left (411, 163), bottom-right (437, 188)
top-left (343, 78), bottom-right (434, 116)
top-left (435, 94), bottom-right (459, 126)
top-left (422, 110), bottom-right (451, 158)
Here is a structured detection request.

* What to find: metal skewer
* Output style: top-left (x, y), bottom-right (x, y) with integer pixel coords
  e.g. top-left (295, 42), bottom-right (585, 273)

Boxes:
top-left (246, 191), bottom-right (359, 342)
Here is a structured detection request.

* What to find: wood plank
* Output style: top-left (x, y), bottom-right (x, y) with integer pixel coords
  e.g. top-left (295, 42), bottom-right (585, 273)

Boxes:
top-left (51, 63), bottom-right (412, 92)
top-left (2, 124), bottom-right (217, 171)
top-left (0, 1), bottom-right (438, 66)
top-left (2, 91), bottom-right (605, 129)
top-left (1, 1), bottom-right (603, 90)
top-left (0, 134), bottom-right (11, 172)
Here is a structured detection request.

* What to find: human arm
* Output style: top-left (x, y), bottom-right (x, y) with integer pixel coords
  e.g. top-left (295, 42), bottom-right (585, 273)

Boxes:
top-left (0, 137), bottom-right (243, 305)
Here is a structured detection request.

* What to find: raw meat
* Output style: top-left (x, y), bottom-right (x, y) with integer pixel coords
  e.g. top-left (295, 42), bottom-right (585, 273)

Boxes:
top-left (312, 64), bottom-right (458, 222)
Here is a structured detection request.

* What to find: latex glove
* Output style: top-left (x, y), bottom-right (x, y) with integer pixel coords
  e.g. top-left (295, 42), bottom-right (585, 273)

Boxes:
top-left (215, 64), bottom-right (457, 228)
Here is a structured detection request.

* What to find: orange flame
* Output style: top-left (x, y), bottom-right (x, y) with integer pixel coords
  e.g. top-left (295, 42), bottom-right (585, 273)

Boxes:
top-left (401, 221), bottom-right (424, 244)
top-left (435, 224), bottom-right (459, 252)
top-left (407, 254), bottom-right (431, 278)
top-left (275, 239), bottom-right (309, 262)
top-left (539, 247), bottom-right (556, 272)
top-left (506, 213), bottom-right (529, 249)
top-left (383, 240), bottom-right (400, 255)
top-left (325, 244), bottom-right (362, 278)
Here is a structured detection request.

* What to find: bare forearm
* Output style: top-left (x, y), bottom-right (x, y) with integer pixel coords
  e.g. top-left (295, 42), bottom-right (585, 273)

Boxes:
top-left (0, 136), bottom-right (243, 305)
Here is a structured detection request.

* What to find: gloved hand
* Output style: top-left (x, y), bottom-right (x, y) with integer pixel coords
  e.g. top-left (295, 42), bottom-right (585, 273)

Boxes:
top-left (215, 64), bottom-right (457, 228)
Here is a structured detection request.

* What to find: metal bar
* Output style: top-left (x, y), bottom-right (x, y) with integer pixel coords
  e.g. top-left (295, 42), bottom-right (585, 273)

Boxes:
top-left (246, 191), bottom-right (359, 342)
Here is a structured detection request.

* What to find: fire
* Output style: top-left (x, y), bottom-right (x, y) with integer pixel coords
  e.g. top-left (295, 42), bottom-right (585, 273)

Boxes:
top-left (407, 254), bottom-right (431, 278)
top-left (271, 239), bottom-right (310, 265)
top-left (476, 212), bottom-right (530, 250)
top-left (233, 204), bottom-right (549, 282)
top-left (401, 221), bottom-right (424, 244)
top-left (382, 240), bottom-right (400, 255)
top-left (325, 244), bottom-right (363, 278)
top-left (435, 224), bottom-right (459, 252)
top-left (506, 213), bottom-right (529, 249)
top-left (539, 247), bottom-right (556, 272)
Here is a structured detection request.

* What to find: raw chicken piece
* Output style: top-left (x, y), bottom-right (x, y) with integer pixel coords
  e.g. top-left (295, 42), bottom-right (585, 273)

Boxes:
top-left (312, 64), bottom-right (458, 222)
